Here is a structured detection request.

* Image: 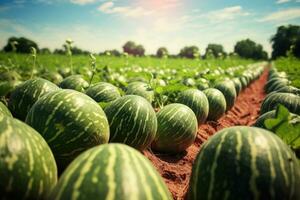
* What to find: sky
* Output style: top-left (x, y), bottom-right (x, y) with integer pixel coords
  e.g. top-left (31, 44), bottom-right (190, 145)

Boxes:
top-left (0, 0), bottom-right (300, 55)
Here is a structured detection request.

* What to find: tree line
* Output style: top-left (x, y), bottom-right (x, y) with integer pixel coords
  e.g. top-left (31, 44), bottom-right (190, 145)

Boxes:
top-left (2, 24), bottom-right (300, 60)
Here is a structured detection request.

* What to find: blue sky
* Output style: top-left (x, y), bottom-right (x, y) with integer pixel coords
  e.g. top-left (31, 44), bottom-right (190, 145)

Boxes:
top-left (0, 0), bottom-right (300, 55)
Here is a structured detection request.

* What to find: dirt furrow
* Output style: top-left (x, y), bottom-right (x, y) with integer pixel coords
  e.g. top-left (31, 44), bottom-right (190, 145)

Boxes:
top-left (143, 69), bottom-right (269, 200)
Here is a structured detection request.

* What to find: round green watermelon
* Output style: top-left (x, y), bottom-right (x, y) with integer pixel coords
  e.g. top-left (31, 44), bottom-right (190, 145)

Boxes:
top-left (177, 89), bottom-right (209, 124)
top-left (188, 126), bottom-right (300, 200)
top-left (26, 89), bottom-right (110, 171)
top-left (152, 103), bottom-right (198, 153)
top-left (49, 144), bottom-right (172, 200)
top-left (232, 78), bottom-right (242, 95)
top-left (85, 82), bottom-right (121, 103)
top-left (125, 82), bottom-right (154, 103)
top-left (0, 115), bottom-right (57, 199)
top-left (8, 78), bottom-right (59, 121)
top-left (41, 71), bottom-right (63, 85)
top-left (104, 95), bottom-right (157, 151)
top-left (260, 93), bottom-right (300, 115)
top-left (203, 88), bottom-right (227, 121)
top-left (0, 102), bottom-right (12, 117)
top-left (59, 75), bottom-right (89, 92)
top-left (214, 81), bottom-right (237, 111)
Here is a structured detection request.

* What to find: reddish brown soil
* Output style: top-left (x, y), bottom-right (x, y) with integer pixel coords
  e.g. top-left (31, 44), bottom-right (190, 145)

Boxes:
top-left (143, 70), bottom-right (269, 200)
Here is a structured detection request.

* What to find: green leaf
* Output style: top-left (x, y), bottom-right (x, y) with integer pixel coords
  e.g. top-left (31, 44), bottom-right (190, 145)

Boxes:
top-left (265, 105), bottom-right (300, 157)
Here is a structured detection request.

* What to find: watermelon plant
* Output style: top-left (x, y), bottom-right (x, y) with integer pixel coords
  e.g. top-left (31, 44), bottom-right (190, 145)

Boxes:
top-left (203, 88), bottom-right (227, 121)
top-left (188, 126), bottom-right (300, 200)
top-left (104, 95), bottom-right (157, 150)
top-left (59, 75), bottom-right (89, 92)
top-left (8, 78), bottom-right (59, 121)
top-left (176, 89), bottom-right (209, 124)
top-left (0, 115), bottom-right (57, 199)
top-left (26, 89), bottom-right (110, 170)
top-left (85, 82), bottom-right (121, 103)
top-left (152, 103), bottom-right (198, 153)
top-left (49, 144), bottom-right (173, 200)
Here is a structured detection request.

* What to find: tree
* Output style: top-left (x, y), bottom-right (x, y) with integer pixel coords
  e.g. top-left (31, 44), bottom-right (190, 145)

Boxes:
top-left (134, 45), bottom-right (145, 56)
top-left (179, 46), bottom-right (200, 59)
top-left (156, 47), bottom-right (168, 58)
top-left (234, 39), bottom-right (268, 60)
top-left (271, 25), bottom-right (300, 59)
top-left (40, 48), bottom-right (51, 54)
top-left (3, 37), bottom-right (39, 53)
top-left (100, 49), bottom-right (121, 56)
top-left (122, 41), bottom-right (145, 56)
top-left (293, 39), bottom-right (300, 58)
top-left (205, 44), bottom-right (225, 58)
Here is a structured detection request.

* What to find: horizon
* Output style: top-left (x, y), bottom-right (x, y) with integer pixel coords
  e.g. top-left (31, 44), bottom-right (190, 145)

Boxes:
top-left (0, 0), bottom-right (300, 55)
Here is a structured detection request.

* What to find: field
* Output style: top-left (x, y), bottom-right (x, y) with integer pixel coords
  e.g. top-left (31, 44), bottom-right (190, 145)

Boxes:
top-left (1, 52), bottom-right (300, 200)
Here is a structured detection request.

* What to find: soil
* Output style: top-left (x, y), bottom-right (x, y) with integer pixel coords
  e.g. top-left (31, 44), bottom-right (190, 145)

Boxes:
top-left (143, 69), bottom-right (269, 200)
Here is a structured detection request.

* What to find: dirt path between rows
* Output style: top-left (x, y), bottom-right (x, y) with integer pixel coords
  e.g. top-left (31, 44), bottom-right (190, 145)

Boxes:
top-left (143, 69), bottom-right (269, 200)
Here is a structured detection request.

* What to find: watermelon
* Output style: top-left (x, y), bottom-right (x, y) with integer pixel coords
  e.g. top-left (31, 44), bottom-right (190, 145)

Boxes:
top-left (0, 102), bottom-right (12, 117)
top-left (177, 89), bottom-right (209, 124)
top-left (104, 95), bottom-right (157, 151)
top-left (260, 93), bottom-right (300, 115)
top-left (232, 78), bottom-right (242, 95)
top-left (26, 89), bottom-right (110, 170)
top-left (0, 71), bottom-right (22, 97)
top-left (49, 144), bottom-right (172, 200)
top-left (265, 78), bottom-right (289, 93)
top-left (125, 82), bottom-right (154, 103)
top-left (214, 81), bottom-right (237, 111)
top-left (152, 103), bottom-right (198, 153)
top-left (239, 76), bottom-right (248, 89)
top-left (188, 126), bottom-right (300, 200)
top-left (276, 86), bottom-right (300, 96)
top-left (58, 67), bottom-right (71, 78)
top-left (41, 71), bottom-right (63, 85)
top-left (203, 88), bottom-right (227, 121)
top-left (85, 82), bottom-right (121, 103)
top-left (253, 110), bottom-right (276, 128)
top-left (0, 115), bottom-right (57, 199)
top-left (8, 78), bottom-right (59, 121)
top-left (59, 75), bottom-right (89, 92)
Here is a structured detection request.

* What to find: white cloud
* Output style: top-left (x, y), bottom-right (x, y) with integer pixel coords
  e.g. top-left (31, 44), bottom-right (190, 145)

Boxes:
top-left (98, 1), bottom-right (153, 17)
top-left (259, 8), bottom-right (300, 22)
top-left (207, 6), bottom-right (250, 22)
top-left (276, 0), bottom-right (290, 4)
top-left (70, 0), bottom-right (97, 5)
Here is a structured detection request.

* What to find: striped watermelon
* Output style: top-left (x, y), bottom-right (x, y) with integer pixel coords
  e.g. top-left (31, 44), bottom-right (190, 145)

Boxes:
top-left (26, 89), bottom-right (110, 170)
top-left (176, 89), bottom-right (209, 124)
top-left (0, 71), bottom-right (22, 97)
top-left (188, 126), bottom-right (300, 200)
top-left (59, 75), bottom-right (89, 92)
top-left (253, 110), bottom-right (276, 128)
top-left (125, 82), bottom-right (154, 103)
top-left (214, 81), bottom-right (237, 111)
top-left (152, 103), bottom-right (198, 153)
top-left (8, 78), bottom-right (59, 121)
top-left (104, 95), bottom-right (157, 151)
top-left (85, 82), bottom-right (121, 103)
top-left (260, 93), bottom-right (300, 115)
top-left (203, 88), bottom-right (227, 121)
top-left (0, 115), bottom-right (57, 199)
top-left (41, 71), bottom-right (63, 85)
top-left (232, 78), bottom-right (242, 95)
top-left (239, 76), bottom-right (248, 89)
top-left (49, 144), bottom-right (172, 200)
top-left (0, 102), bottom-right (12, 117)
